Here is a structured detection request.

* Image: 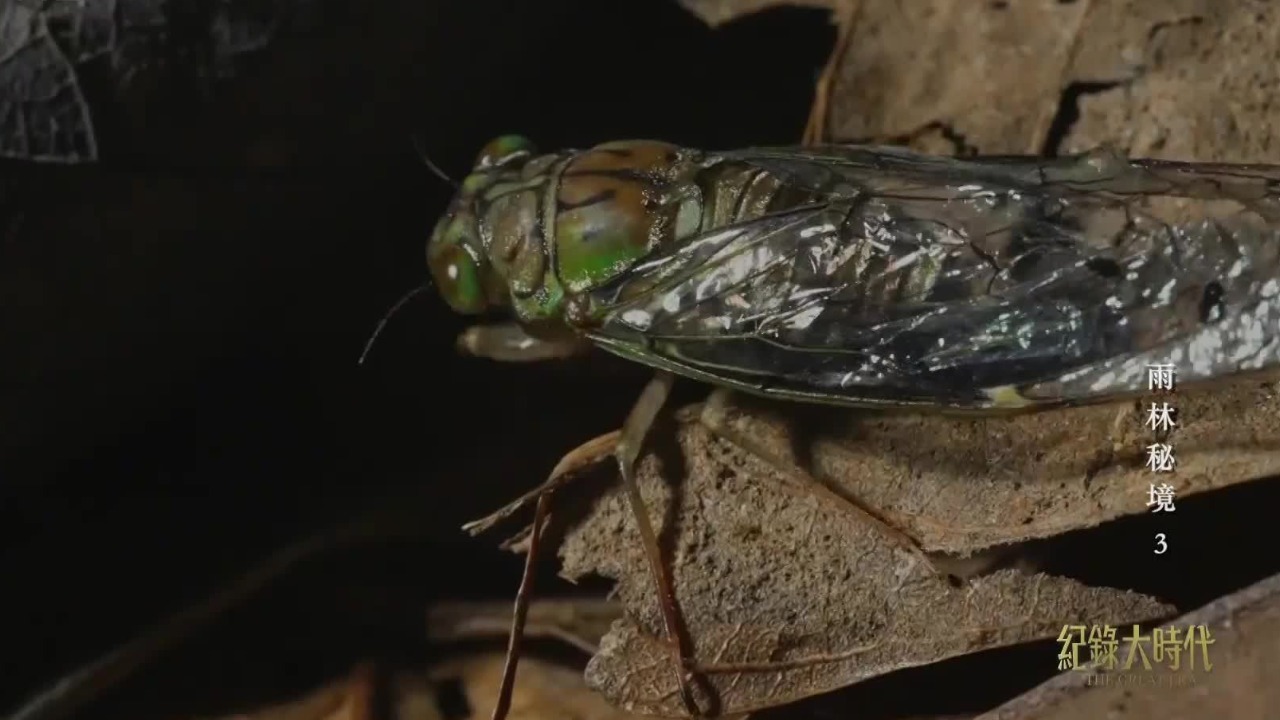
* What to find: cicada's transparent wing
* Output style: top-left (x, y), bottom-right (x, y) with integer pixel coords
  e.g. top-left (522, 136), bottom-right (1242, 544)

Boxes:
top-left (727, 144), bottom-right (1280, 208)
top-left (585, 146), bottom-right (1280, 410)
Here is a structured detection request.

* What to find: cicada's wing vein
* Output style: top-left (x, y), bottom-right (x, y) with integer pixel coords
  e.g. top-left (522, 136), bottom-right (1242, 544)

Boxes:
top-left (586, 147), bottom-right (1280, 409)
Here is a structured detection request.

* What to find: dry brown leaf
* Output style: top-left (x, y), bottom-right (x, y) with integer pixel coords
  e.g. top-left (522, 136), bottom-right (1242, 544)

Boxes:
top-left (676, 0), bottom-right (843, 28)
top-left (823, 0), bottom-right (1093, 153)
top-left (817, 0), bottom-right (1280, 160)
top-left (978, 571), bottom-right (1280, 720)
top-left (475, 409), bottom-right (1174, 717)
top-left (1063, 2), bottom-right (1280, 161)
top-left (707, 379), bottom-right (1280, 552)
top-left (570, 420), bottom-right (1172, 715)
top-left (477, 375), bottom-right (1280, 715)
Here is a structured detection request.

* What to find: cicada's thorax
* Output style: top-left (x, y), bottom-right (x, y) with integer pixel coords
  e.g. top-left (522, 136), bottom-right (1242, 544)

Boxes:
top-left (471, 140), bottom-right (695, 325)
top-left (474, 140), bottom-right (821, 329)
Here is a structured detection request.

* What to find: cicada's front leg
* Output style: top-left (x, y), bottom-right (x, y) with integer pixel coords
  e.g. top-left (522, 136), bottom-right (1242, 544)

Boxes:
top-left (490, 373), bottom-right (714, 719)
top-left (456, 322), bottom-right (593, 362)
top-left (490, 430), bottom-right (621, 720)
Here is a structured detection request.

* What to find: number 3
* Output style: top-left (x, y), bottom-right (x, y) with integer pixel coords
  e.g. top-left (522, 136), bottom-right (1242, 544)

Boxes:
top-left (1154, 533), bottom-right (1168, 554)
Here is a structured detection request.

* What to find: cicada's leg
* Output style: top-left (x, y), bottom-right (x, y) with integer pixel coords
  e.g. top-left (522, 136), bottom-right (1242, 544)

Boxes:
top-left (490, 430), bottom-right (622, 720)
top-left (615, 371), bottom-right (712, 717)
top-left (457, 322), bottom-right (592, 362)
top-left (490, 492), bottom-right (551, 720)
top-left (802, 1), bottom-right (860, 146)
top-left (698, 388), bottom-right (936, 571)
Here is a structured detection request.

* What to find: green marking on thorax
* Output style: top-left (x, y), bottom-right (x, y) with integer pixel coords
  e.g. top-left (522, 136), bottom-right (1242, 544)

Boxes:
top-left (556, 218), bottom-right (647, 294)
top-left (482, 177), bottom-right (548, 202)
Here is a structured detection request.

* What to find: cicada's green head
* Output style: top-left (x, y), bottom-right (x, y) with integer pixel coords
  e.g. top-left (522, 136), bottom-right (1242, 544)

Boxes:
top-left (426, 135), bottom-right (539, 315)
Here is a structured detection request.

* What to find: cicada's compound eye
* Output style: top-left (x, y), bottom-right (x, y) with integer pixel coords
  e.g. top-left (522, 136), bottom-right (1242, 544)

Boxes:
top-left (427, 215), bottom-right (489, 315)
top-left (475, 135), bottom-right (537, 170)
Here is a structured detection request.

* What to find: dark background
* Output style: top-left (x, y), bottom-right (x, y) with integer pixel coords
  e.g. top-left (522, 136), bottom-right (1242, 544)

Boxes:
top-left (1, 2), bottom-right (832, 718)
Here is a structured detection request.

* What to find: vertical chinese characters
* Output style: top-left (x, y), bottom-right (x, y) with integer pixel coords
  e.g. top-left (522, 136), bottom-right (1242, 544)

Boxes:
top-left (1145, 364), bottom-right (1177, 554)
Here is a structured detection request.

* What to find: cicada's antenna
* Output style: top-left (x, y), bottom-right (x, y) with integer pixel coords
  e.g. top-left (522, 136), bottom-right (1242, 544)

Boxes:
top-left (410, 134), bottom-right (460, 190)
top-left (358, 283), bottom-right (430, 366)
top-left (359, 136), bottom-right (458, 367)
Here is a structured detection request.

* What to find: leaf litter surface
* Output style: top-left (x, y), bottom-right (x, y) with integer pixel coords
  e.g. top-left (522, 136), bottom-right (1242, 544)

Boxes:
top-left (478, 376), bottom-right (1280, 715)
top-left (686, 0), bottom-right (1280, 161)
top-left (472, 0), bottom-right (1280, 716)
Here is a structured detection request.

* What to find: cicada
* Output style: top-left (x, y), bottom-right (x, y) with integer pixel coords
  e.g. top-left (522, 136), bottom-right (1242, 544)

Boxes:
top-left (426, 136), bottom-right (1280, 718)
